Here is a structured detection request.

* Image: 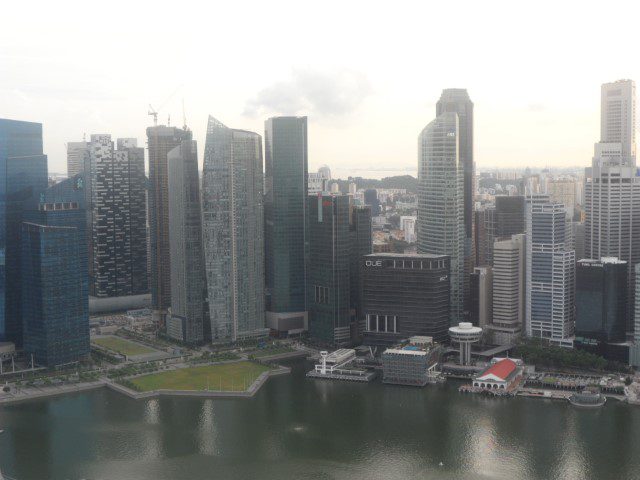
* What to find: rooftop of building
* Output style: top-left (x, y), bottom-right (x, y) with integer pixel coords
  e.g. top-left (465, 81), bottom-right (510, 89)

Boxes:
top-left (383, 336), bottom-right (436, 356)
top-left (476, 358), bottom-right (517, 381)
top-left (578, 257), bottom-right (627, 265)
top-left (364, 253), bottom-right (448, 259)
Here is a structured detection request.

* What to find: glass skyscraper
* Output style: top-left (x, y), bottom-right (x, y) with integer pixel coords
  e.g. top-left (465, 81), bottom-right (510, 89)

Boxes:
top-left (264, 116), bottom-right (309, 335)
top-left (21, 222), bottom-right (89, 367)
top-left (417, 112), bottom-right (464, 324)
top-left (202, 116), bottom-right (266, 342)
top-left (307, 194), bottom-right (351, 346)
top-left (0, 118), bottom-right (48, 345)
top-left (167, 140), bottom-right (207, 344)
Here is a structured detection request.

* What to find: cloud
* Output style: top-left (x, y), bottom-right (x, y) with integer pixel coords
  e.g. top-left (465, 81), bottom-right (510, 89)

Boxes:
top-left (527, 102), bottom-right (546, 112)
top-left (243, 68), bottom-right (371, 120)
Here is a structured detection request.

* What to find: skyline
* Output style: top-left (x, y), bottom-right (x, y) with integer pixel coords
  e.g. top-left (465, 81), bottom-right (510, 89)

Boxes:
top-left (3, 1), bottom-right (640, 175)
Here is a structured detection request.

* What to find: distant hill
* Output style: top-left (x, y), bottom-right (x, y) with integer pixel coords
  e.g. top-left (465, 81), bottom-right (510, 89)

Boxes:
top-left (332, 175), bottom-right (418, 194)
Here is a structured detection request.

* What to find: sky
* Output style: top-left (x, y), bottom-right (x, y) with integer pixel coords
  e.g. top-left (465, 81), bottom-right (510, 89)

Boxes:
top-left (1, 0), bottom-right (639, 177)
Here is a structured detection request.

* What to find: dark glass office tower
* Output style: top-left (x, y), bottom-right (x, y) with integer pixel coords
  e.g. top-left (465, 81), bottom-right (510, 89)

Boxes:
top-left (147, 125), bottom-right (192, 329)
top-left (349, 204), bottom-right (372, 337)
top-left (364, 189), bottom-right (381, 216)
top-left (575, 258), bottom-right (627, 344)
top-left (167, 140), bottom-right (206, 344)
top-left (307, 194), bottom-right (351, 346)
top-left (264, 117), bottom-right (309, 335)
top-left (495, 196), bottom-right (525, 239)
top-left (0, 118), bottom-right (48, 345)
top-left (361, 253), bottom-right (450, 345)
top-left (88, 135), bottom-right (148, 298)
top-left (22, 223), bottom-right (89, 367)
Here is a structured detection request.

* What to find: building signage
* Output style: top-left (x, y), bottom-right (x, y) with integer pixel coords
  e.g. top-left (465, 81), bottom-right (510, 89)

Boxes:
top-left (365, 260), bottom-right (382, 267)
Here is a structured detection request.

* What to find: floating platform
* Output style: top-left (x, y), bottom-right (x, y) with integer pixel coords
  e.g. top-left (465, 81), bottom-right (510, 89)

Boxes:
top-left (306, 370), bottom-right (377, 382)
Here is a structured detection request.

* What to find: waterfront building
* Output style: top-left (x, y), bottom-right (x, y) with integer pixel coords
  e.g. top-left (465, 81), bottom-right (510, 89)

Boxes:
top-left (487, 234), bottom-right (526, 345)
top-left (88, 135), bottom-right (147, 298)
top-left (202, 116), bottom-right (266, 342)
top-left (417, 111), bottom-right (465, 324)
top-left (21, 223), bottom-right (89, 367)
top-left (0, 118), bottom-right (48, 345)
top-left (66, 141), bottom-right (89, 177)
top-left (349, 205), bottom-right (372, 338)
top-left (472, 358), bottom-right (518, 390)
top-left (526, 201), bottom-right (575, 347)
top-left (361, 253), bottom-right (450, 345)
top-left (448, 322), bottom-right (482, 366)
top-left (264, 117), bottom-right (309, 336)
top-left (575, 258), bottom-right (627, 347)
top-left (585, 80), bottom-right (640, 333)
top-left (469, 266), bottom-right (492, 329)
top-left (147, 125), bottom-right (193, 328)
top-left (307, 194), bottom-right (351, 346)
top-left (381, 336), bottom-right (441, 387)
top-left (364, 189), bottom-right (381, 216)
top-left (167, 140), bottom-right (206, 344)
top-left (305, 166), bottom-right (331, 195)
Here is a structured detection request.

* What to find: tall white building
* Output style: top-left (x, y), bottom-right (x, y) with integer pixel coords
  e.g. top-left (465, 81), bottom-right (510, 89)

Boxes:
top-left (417, 112), bottom-right (465, 324)
top-left (487, 233), bottom-right (525, 345)
top-left (308, 166), bottom-right (331, 195)
top-left (67, 141), bottom-right (89, 178)
top-left (526, 202), bottom-right (575, 347)
top-left (585, 79), bottom-right (640, 334)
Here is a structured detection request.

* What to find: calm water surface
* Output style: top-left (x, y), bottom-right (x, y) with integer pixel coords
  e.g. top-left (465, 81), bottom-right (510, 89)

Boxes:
top-left (1, 360), bottom-right (640, 480)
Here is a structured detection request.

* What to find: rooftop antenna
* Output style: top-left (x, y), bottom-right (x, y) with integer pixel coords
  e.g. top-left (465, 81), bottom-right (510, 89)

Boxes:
top-left (167, 114), bottom-right (171, 127)
top-left (182, 98), bottom-right (188, 130)
top-left (83, 132), bottom-right (86, 142)
top-left (148, 104), bottom-right (158, 126)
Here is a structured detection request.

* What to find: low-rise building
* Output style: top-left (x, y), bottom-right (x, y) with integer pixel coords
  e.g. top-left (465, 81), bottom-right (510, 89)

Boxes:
top-left (382, 336), bottom-right (441, 387)
top-left (472, 358), bottom-right (519, 390)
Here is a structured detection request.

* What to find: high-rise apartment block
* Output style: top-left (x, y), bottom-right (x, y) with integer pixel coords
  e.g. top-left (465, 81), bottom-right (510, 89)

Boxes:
top-left (202, 116), bottom-right (266, 342)
top-left (264, 117), bottom-right (309, 336)
top-left (88, 135), bottom-right (147, 298)
top-left (167, 140), bottom-right (207, 344)
top-left (417, 111), bottom-right (465, 324)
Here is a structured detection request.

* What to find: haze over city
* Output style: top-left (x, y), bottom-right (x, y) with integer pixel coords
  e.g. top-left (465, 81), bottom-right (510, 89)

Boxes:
top-left (2, 0), bottom-right (639, 175)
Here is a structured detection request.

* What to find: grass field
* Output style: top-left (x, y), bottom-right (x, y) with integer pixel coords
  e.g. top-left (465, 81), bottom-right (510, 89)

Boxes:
top-left (93, 336), bottom-right (155, 356)
top-left (129, 362), bottom-right (270, 392)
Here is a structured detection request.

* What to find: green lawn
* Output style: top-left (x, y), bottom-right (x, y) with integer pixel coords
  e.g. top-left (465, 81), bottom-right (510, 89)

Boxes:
top-left (93, 336), bottom-right (155, 356)
top-left (129, 361), bottom-right (270, 392)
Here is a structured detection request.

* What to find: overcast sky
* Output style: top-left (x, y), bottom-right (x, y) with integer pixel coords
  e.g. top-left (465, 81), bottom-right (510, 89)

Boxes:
top-left (1, 0), bottom-right (638, 177)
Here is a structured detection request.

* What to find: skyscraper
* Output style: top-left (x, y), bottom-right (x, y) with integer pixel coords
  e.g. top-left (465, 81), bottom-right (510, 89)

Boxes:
top-left (21, 222), bottom-right (89, 367)
top-left (469, 266), bottom-right (492, 329)
top-left (349, 204), bottom-right (372, 337)
top-left (585, 80), bottom-right (640, 333)
top-left (437, 89), bottom-right (475, 308)
top-left (575, 258), bottom-right (627, 345)
top-left (487, 234), bottom-right (526, 345)
top-left (167, 140), bottom-right (206, 344)
top-left (147, 125), bottom-right (192, 328)
top-left (494, 196), bottom-right (525, 239)
top-left (66, 141), bottom-right (89, 177)
top-left (88, 135), bottom-right (147, 298)
top-left (202, 116), bottom-right (266, 342)
top-left (0, 118), bottom-right (48, 345)
top-left (264, 117), bottom-right (309, 335)
top-left (417, 112), bottom-right (465, 324)
top-left (526, 202), bottom-right (575, 347)
top-left (307, 194), bottom-right (351, 346)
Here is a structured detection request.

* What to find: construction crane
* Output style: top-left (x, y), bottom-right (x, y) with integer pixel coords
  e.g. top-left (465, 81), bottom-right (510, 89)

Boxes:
top-left (148, 104), bottom-right (158, 126)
